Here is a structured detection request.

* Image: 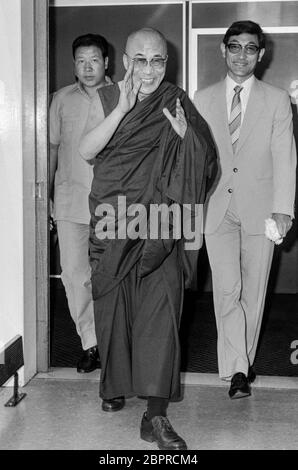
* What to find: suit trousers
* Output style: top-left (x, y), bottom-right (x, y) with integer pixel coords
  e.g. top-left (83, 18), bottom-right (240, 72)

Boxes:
top-left (57, 220), bottom-right (96, 350)
top-left (205, 196), bottom-right (274, 379)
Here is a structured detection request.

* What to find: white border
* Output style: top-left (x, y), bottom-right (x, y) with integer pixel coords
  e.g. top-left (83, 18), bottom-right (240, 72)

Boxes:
top-left (189, 26), bottom-right (298, 99)
top-left (50, 0), bottom-right (185, 6)
top-left (191, 0), bottom-right (297, 3)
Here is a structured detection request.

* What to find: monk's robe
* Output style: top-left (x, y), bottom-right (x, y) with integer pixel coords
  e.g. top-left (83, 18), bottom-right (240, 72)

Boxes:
top-left (89, 81), bottom-right (217, 400)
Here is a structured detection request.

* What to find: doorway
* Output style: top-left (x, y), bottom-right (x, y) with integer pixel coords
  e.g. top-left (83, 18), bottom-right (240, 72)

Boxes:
top-left (44, 0), bottom-right (298, 375)
top-left (48, 0), bottom-right (186, 368)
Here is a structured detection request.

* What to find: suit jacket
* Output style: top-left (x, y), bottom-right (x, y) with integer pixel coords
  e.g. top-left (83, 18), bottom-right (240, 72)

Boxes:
top-left (194, 78), bottom-right (296, 234)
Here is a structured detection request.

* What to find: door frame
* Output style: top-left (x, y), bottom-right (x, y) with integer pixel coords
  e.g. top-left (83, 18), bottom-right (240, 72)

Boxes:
top-left (35, 0), bottom-right (298, 373)
top-left (35, 0), bottom-right (49, 372)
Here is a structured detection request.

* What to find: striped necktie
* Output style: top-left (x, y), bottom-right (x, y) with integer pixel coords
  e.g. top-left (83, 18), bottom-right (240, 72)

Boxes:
top-left (229, 85), bottom-right (243, 153)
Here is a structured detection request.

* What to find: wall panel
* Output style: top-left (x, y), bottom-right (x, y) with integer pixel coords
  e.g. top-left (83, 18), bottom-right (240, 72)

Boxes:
top-left (49, 2), bottom-right (184, 93)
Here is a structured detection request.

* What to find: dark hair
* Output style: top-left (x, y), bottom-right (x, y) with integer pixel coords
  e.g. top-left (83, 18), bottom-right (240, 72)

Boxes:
top-left (72, 33), bottom-right (109, 59)
top-left (223, 20), bottom-right (266, 49)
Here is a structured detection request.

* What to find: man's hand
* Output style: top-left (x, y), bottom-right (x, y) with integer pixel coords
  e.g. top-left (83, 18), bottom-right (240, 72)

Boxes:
top-left (163, 98), bottom-right (187, 139)
top-left (118, 62), bottom-right (142, 114)
top-left (272, 213), bottom-right (293, 238)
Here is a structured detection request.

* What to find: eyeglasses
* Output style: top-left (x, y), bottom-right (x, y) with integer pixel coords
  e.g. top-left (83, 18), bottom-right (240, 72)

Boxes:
top-left (226, 43), bottom-right (260, 55)
top-left (124, 52), bottom-right (168, 69)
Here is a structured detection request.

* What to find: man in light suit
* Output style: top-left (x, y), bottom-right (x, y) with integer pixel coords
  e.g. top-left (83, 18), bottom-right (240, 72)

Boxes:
top-left (194, 20), bottom-right (296, 399)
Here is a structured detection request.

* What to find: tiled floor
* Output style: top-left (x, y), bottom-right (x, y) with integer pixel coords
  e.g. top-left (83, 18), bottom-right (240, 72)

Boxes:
top-left (1, 370), bottom-right (298, 450)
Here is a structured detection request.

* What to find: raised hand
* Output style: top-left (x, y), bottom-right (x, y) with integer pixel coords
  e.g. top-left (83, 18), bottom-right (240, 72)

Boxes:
top-left (118, 62), bottom-right (142, 114)
top-left (163, 98), bottom-right (187, 139)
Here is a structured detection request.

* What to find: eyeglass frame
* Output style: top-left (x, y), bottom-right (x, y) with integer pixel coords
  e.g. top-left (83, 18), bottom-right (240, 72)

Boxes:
top-left (124, 52), bottom-right (168, 69)
top-left (225, 42), bottom-right (261, 55)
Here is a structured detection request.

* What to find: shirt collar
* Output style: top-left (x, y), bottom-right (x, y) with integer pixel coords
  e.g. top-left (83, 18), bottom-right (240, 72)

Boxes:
top-left (225, 74), bottom-right (255, 95)
top-left (76, 76), bottom-right (113, 97)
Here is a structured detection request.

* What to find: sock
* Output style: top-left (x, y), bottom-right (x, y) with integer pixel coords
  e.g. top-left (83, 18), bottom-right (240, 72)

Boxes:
top-left (146, 396), bottom-right (169, 420)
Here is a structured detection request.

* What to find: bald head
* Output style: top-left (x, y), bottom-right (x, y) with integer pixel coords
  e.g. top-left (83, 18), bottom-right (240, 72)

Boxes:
top-left (125, 28), bottom-right (167, 57)
top-left (123, 27), bottom-right (168, 99)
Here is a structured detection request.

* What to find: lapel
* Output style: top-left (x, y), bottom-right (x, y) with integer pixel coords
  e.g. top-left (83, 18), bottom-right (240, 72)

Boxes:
top-left (210, 80), bottom-right (233, 154)
top-left (236, 78), bottom-right (264, 154)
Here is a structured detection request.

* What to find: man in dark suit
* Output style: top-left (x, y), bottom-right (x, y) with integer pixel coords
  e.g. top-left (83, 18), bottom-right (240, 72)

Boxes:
top-left (194, 20), bottom-right (296, 399)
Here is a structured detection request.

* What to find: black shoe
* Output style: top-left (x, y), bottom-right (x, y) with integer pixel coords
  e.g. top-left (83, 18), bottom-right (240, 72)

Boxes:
top-left (102, 397), bottom-right (125, 412)
top-left (76, 346), bottom-right (100, 373)
top-left (229, 372), bottom-right (251, 399)
top-left (140, 413), bottom-right (187, 450)
top-left (248, 366), bottom-right (256, 383)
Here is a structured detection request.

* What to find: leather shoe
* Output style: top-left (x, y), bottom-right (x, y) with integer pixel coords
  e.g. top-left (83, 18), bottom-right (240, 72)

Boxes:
top-left (248, 366), bottom-right (256, 383)
top-left (229, 372), bottom-right (251, 399)
top-left (140, 413), bottom-right (187, 450)
top-left (76, 346), bottom-right (100, 373)
top-left (102, 397), bottom-right (125, 412)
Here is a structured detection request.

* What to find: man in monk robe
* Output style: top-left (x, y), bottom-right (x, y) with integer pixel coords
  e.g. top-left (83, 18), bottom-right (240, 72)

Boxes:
top-left (79, 28), bottom-right (217, 450)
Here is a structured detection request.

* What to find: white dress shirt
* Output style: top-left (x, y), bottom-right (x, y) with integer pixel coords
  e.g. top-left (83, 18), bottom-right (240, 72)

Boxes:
top-left (226, 74), bottom-right (255, 125)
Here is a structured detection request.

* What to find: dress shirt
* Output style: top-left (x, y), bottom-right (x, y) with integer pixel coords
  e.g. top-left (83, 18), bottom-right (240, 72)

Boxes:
top-left (226, 74), bottom-right (255, 124)
top-left (50, 77), bottom-right (112, 224)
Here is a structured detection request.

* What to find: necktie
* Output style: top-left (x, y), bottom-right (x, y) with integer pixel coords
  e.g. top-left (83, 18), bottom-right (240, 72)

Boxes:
top-left (229, 85), bottom-right (243, 153)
